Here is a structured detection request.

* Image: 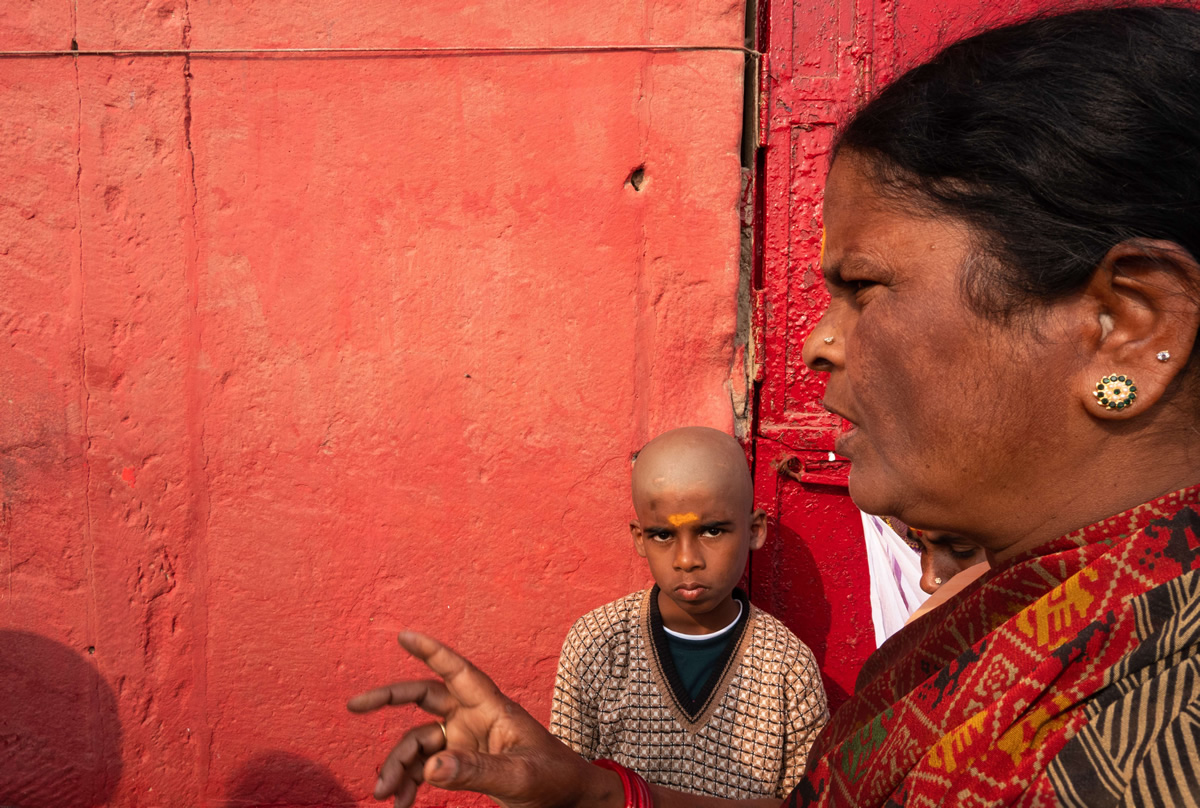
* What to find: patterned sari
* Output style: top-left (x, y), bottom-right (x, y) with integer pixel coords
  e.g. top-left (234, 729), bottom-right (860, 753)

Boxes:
top-left (784, 486), bottom-right (1200, 807)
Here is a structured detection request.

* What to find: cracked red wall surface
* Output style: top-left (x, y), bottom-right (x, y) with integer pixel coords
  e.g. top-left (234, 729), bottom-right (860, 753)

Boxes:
top-left (0, 2), bottom-right (748, 805)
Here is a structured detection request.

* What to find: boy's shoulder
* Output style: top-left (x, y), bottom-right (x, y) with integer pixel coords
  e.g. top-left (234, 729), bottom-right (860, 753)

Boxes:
top-left (744, 598), bottom-right (819, 665)
top-left (566, 588), bottom-right (650, 641)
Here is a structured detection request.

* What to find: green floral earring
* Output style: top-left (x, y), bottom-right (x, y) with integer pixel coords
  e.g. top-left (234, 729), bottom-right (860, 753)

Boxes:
top-left (1094, 374), bottom-right (1137, 410)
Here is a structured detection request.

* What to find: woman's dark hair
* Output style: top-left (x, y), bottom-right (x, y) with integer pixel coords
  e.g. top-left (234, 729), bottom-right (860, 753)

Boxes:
top-left (836, 5), bottom-right (1200, 318)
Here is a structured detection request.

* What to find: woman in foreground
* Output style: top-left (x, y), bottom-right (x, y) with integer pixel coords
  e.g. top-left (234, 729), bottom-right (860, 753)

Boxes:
top-left (349, 7), bottom-right (1200, 807)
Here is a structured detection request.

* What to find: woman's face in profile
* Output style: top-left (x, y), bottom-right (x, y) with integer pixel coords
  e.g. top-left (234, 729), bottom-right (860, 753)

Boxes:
top-left (804, 153), bottom-right (1081, 543)
top-left (906, 528), bottom-right (988, 594)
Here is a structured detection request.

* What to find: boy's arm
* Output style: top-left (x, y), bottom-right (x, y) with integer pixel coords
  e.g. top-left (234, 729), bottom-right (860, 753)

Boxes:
top-left (778, 641), bottom-right (830, 797)
top-left (549, 621), bottom-right (602, 759)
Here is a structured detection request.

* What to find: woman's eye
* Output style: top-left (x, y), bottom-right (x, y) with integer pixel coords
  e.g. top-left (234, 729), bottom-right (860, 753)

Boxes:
top-left (950, 546), bottom-right (979, 559)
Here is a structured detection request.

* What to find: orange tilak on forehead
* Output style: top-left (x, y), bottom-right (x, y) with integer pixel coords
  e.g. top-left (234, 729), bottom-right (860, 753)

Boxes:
top-left (668, 512), bottom-right (700, 527)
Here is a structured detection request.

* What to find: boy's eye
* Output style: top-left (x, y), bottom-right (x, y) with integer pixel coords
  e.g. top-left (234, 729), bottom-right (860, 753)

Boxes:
top-left (649, 531), bottom-right (673, 542)
top-left (700, 527), bottom-right (726, 538)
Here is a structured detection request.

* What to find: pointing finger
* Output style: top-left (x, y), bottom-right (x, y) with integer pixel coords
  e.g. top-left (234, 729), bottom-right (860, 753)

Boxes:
top-left (346, 679), bottom-right (455, 716)
top-left (397, 632), bottom-right (502, 709)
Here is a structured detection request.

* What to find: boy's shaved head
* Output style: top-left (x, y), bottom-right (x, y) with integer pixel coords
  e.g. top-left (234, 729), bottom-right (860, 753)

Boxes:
top-left (629, 426), bottom-right (765, 634)
top-left (632, 427), bottom-right (753, 514)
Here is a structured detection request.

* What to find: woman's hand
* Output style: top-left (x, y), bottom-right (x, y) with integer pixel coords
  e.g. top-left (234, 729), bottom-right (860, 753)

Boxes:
top-left (347, 631), bottom-right (619, 808)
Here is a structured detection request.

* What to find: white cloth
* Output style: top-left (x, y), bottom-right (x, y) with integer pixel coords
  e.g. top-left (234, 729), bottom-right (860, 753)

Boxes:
top-left (861, 511), bottom-right (929, 646)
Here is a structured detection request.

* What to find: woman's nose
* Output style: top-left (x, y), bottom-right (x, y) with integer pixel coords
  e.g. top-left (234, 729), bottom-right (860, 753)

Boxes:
top-left (802, 312), bottom-right (843, 372)
top-left (919, 553), bottom-right (941, 594)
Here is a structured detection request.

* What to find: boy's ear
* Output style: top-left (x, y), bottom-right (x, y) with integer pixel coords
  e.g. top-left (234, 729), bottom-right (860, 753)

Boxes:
top-left (630, 521), bottom-right (648, 558)
top-left (748, 509), bottom-right (768, 551)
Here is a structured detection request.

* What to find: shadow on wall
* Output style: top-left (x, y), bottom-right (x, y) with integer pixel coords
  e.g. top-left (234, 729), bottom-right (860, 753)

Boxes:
top-left (770, 524), bottom-right (849, 710)
top-left (0, 631), bottom-right (123, 807)
top-left (224, 750), bottom-right (356, 807)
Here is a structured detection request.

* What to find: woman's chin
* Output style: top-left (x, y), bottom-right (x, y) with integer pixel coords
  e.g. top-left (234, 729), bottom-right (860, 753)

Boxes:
top-left (845, 464), bottom-right (900, 517)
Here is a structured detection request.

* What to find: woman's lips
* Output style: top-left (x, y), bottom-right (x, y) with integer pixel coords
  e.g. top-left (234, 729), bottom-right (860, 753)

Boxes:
top-left (834, 417), bottom-right (858, 454)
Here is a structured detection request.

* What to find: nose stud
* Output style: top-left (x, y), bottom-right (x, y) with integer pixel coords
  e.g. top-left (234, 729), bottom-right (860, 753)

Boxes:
top-left (823, 336), bottom-right (835, 344)
top-left (934, 577), bottom-right (943, 585)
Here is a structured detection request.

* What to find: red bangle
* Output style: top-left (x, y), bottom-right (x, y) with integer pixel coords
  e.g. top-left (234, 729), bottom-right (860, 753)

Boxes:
top-left (593, 759), bottom-right (653, 808)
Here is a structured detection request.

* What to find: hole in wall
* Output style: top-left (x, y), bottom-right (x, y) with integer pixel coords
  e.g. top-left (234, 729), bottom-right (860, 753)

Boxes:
top-left (626, 165), bottom-right (646, 191)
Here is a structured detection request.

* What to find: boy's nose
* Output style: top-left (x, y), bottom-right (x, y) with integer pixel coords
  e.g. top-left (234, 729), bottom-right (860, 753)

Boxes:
top-left (673, 537), bottom-right (703, 570)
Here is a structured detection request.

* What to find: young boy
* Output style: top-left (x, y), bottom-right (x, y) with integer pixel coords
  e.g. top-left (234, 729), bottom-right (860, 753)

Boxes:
top-left (550, 426), bottom-right (829, 799)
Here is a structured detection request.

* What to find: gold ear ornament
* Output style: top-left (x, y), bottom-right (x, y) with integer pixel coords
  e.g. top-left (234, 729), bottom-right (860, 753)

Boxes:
top-left (1094, 374), bottom-right (1137, 410)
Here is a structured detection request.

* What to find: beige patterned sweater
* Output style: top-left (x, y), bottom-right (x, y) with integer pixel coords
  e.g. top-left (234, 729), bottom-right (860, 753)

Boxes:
top-left (550, 587), bottom-right (829, 799)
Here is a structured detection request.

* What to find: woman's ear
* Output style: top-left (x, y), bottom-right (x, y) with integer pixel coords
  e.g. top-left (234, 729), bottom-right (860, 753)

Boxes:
top-left (1076, 239), bottom-right (1200, 419)
top-left (748, 509), bottom-right (768, 551)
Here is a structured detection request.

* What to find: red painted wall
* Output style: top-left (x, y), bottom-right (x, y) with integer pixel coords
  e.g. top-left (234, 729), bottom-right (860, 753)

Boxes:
top-left (0, 2), bottom-right (748, 805)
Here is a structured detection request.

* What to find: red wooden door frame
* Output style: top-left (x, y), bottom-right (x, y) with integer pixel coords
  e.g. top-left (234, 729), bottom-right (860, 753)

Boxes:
top-left (748, 0), bottom-right (880, 713)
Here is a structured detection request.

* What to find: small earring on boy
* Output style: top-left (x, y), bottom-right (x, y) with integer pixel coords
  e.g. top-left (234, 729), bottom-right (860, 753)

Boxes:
top-left (823, 336), bottom-right (835, 344)
top-left (1157, 350), bottom-right (1171, 362)
top-left (1094, 374), bottom-right (1137, 410)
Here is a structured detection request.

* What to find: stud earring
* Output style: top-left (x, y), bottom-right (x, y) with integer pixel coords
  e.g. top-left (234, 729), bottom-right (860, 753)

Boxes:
top-left (823, 336), bottom-right (835, 344)
top-left (1157, 350), bottom-right (1171, 362)
top-left (1094, 374), bottom-right (1137, 410)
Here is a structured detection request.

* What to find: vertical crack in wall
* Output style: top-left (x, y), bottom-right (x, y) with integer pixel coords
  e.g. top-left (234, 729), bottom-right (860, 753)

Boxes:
top-left (3, 504), bottom-right (11, 619)
top-left (631, 52), bottom-right (654, 446)
top-left (732, 0), bottom-right (761, 444)
top-left (71, 0), bottom-right (107, 799)
top-left (180, 0), bottom-right (213, 797)
top-left (72, 22), bottom-right (93, 585)
top-left (738, 0), bottom-right (762, 594)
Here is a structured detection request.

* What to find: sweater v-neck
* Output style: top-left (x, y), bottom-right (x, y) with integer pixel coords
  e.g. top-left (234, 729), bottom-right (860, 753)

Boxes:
top-left (645, 585), bottom-right (753, 730)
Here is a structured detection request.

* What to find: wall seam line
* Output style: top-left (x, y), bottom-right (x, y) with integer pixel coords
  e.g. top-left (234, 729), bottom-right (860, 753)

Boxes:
top-left (181, 0), bottom-right (213, 799)
top-left (71, 0), bottom-right (107, 797)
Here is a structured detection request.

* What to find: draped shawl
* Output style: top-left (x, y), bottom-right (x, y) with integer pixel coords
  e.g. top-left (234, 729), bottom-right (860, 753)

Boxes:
top-left (785, 486), bottom-right (1200, 807)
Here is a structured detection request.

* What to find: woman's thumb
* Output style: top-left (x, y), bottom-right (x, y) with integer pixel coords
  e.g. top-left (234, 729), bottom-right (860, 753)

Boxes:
top-left (425, 749), bottom-right (528, 795)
